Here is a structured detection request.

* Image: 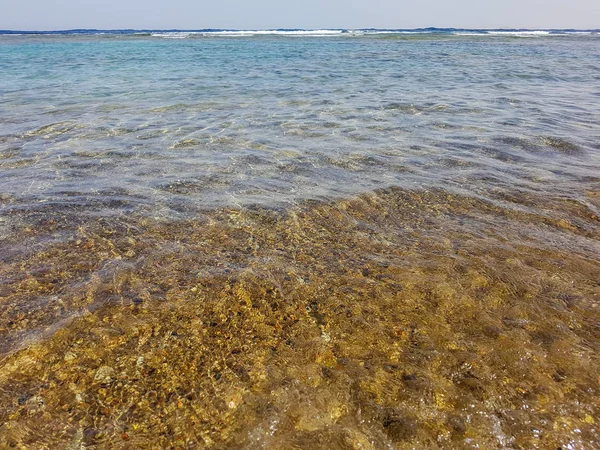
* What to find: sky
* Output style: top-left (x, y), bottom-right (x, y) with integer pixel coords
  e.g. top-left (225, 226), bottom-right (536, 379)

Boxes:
top-left (2, 0), bottom-right (600, 30)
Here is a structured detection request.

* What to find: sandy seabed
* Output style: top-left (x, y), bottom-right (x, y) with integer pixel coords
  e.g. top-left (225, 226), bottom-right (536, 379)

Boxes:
top-left (1, 187), bottom-right (599, 449)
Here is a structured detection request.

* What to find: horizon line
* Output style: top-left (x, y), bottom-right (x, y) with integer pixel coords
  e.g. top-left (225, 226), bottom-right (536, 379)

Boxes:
top-left (2, 26), bottom-right (600, 33)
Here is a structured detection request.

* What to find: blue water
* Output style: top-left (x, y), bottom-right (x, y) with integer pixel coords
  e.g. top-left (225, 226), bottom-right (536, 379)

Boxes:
top-left (1, 30), bottom-right (599, 217)
top-left (1, 30), bottom-right (600, 449)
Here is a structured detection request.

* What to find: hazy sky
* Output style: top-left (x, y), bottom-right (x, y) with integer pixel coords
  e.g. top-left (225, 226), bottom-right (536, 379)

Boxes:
top-left (2, 0), bottom-right (600, 30)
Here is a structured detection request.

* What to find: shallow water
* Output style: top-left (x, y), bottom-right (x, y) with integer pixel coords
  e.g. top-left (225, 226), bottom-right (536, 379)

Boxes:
top-left (0, 31), bottom-right (599, 449)
top-left (1, 32), bottom-right (599, 214)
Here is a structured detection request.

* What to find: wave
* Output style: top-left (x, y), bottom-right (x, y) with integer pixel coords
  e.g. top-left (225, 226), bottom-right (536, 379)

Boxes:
top-left (1, 28), bottom-right (599, 38)
top-left (133, 28), bottom-right (600, 38)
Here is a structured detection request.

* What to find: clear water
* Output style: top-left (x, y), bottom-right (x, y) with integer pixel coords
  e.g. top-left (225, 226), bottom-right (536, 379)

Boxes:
top-left (1, 32), bottom-right (599, 215)
top-left (1, 31), bottom-right (600, 449)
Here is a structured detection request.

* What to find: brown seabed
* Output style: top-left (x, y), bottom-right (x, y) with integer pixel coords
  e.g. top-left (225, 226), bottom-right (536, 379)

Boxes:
top-left (0, 187), bottom-right (599, 449)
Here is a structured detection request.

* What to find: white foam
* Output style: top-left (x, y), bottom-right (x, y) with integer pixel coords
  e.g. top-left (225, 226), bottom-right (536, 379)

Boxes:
top-left (452, 30), bottom-right (582, 37)
top-left (3, 29), bottom-right (595, 38)
top-left (485, 30), bottom-right (554, 37)
top-left (151, 32), bottom-right (191, 39)
top-left (146, 29), bottom-right (439, 38)
top-left (151, 30), bottom-right (349, 38)
top-left (214, 29), bottom-right (345, 36)
top-left (147, 29), bottom-right (597, 39)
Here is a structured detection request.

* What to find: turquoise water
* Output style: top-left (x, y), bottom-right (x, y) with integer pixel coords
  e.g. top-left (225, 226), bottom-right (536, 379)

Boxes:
top-left (1, 31), bottom-right (600, 449)
top-left (1, 32), bottom-right (599, 216)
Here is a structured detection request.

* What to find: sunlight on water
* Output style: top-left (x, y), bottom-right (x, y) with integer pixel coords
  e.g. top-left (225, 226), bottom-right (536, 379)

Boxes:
top-left (0, 32), bottom-right (599, 448)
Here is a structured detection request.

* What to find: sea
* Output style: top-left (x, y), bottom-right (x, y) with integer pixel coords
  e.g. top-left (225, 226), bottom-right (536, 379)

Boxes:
top-left (0, 29), bottom-right (599, 449)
